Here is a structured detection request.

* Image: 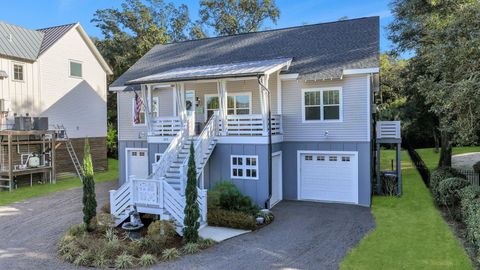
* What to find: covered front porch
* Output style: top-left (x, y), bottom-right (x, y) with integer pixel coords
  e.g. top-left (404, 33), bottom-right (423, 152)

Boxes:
top-left (127, 58), bottom-right (291, 143)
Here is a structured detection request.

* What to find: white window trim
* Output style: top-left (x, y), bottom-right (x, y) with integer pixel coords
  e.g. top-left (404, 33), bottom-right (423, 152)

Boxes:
top-left (204, 92), bottom-right (252, 120)
top-left (301, 87), bottom-right (343, 123)
top-left (69, 59), bottom-right (83, 79)
top-left (230, 155), bottom-right (259, 180)
top-left (132, 97), bottom-right (146, 126)
top-left (12, 62), bottom-right (25, 82)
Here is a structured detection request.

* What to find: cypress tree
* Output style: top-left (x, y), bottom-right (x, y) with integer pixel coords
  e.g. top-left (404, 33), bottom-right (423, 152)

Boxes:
top-left (183, 142), bottom-right (200, 243)
top-left (82, 138), bottom-right (97, 231)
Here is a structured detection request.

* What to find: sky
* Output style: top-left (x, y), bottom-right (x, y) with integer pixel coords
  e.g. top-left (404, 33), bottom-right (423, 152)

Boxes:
top-left (1, 0), bottom-right (394, 52)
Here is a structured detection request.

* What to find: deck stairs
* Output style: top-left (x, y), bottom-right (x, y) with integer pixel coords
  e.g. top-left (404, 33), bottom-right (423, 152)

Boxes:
top-left (110, 114), bottom-right (219, 234)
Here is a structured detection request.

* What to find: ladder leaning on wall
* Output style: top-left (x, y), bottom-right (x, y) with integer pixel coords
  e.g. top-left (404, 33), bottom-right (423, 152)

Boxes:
top-left (54, 124), bottom-right (83, 180)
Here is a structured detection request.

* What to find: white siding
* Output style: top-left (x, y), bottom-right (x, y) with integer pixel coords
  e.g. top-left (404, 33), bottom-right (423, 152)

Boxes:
top-left (282, 74), bottom-right (369, 142)
top-left (37, 27), bottom-right (107, 138)
top-left (0, 57), bottom-right (41, 128)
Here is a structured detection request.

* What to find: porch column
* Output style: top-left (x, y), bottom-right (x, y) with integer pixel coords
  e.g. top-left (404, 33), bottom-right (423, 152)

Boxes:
top-left (258, 74), bottom-right (270, 136)
top-left (217, 80), bottom-right (228, 135)
top-left (175, 82), bottom-right (186, 124)
top-left (142, 84), bottom-right (153, 134)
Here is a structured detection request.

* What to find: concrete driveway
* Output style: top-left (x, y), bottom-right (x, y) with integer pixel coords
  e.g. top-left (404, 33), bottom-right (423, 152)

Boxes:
top-left (0, 182), bottom-right (374, 270)
top-left (155, 201), bottom-right (375, 270)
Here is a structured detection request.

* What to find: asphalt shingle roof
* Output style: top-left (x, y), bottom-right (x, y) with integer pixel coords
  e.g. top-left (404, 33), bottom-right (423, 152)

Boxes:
top-left (111, 16), bottom-right (379, 88)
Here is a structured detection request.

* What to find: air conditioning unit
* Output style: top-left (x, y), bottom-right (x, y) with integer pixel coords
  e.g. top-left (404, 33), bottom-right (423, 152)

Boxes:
top-left (0, 99), bottom-right (10, 114)
top-left (13, 116), bottom-right (32, 131)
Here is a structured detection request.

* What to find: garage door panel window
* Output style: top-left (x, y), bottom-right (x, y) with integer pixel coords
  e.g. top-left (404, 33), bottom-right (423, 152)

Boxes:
top-left (231, 155), bottom-right (258, 180)
top-left (302, 88), bottom-right (342, 122)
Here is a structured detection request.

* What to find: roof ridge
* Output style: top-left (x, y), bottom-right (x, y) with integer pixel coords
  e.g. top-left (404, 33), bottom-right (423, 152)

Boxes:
top-left (157, 16), bottom-right (379, 47)
top-left (36, 22), bottom-right (78, 32)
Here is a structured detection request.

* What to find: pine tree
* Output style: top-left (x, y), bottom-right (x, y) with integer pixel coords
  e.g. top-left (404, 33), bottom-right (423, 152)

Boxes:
top-left (82, 138), bottom-right (97, 231)
top-left (183, 142), bottom-right (200, 243)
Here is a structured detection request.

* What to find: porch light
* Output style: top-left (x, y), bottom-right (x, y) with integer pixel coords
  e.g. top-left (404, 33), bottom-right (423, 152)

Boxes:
top-left (0, 70), bottom-right (8, 80)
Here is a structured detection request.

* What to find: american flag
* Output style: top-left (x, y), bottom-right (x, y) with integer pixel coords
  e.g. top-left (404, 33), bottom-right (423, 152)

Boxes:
top-left (133, 92), bottom-right (143, 124)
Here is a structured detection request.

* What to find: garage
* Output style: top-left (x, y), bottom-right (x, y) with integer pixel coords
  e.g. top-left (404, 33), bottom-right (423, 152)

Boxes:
top-left (298, 151), bottom-right (358, 204)
top-left (126, 148), bottom-right (149, 180)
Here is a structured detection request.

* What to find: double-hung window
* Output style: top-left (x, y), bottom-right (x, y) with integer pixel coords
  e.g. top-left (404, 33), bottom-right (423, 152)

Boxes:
top-left (231, 155), bottom-right (258, 180)
top-left (13, 63), bottom-right (24, 81)
top-left (302, 87), bottom-right (342, 122)
top-left (205, 93), bottom-right (251, 120)
top-left (69, 60), bottom-right (82, 78)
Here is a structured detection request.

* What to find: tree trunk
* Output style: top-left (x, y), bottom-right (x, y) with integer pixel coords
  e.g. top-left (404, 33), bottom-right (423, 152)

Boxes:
top-left (438, 130), bottom-right (452, 168)
top-left (433, 128), bottom-right (439, 153)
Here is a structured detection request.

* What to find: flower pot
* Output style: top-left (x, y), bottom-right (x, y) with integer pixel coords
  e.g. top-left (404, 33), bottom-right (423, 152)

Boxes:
top-left (256, 217), bottom-right (265, 224)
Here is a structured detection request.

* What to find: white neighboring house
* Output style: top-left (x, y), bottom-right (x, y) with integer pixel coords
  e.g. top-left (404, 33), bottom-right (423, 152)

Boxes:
top-left (0, 21), bottom-right (113, 173)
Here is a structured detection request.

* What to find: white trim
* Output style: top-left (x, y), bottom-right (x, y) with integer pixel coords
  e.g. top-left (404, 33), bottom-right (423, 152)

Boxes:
top-left (301, 87), bottom-right (343, 123)
top-left (109, 86), bottom-right (127, 91)
top-left (343, 68), bottom-right (379, 75)
top-left (277, 71), bottom-right (282, 114)
top-left (69, 59), bottom-right (83, 78)
top-left (271, 151), bottom-right (283, 207)
top-left (75, 24), bottom-right (113, 75)
top-left (132, 97), bottom-right (146, 126)
top-left (11, 61), bottom-right (25, 82)
top-left (279, 73), bottom-right (299, 80)
top-left (172, 88), bottom-right (177, 116)
top-left (296, 150), bottom-right (359, 204)
top-left (204, 92), bottom-right (252, 120)
top-left (125, 147), bottom-right (148, 181)
top-left (367, 75), bottom-right (371, 140)
top-left (147, 136), bottom-right (175, 143)
top-left (216, 135), bottom-right (283, 144)
top-left (230, 155), bottom-right (259, 180)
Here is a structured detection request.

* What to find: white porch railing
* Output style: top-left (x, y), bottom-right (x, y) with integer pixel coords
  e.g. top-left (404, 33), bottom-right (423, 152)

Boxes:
top-left (221, 114), bottom-right (282, 136)
top-left (377, 121), bottom-right (401, 140)
top-left (150, 117), bottom-right (182, 136)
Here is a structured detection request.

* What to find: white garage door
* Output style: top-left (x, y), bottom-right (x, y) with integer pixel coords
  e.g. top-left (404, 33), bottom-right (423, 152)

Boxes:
top-left (126, 148), bottom-right (148, 180)
top-left (298, 151), bottom-right (358, 204)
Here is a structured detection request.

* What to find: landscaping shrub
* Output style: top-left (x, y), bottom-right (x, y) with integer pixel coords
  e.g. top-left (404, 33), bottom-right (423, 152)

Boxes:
top-left (182, 242), bottom-right (199, 254)
top-left (459, 185), bottom-right (480, 249)
top-left (162, 248), bottom-right (181, 260)
top-left (138, 254), bottom-right (157, 267)
top-left (82, 139), bottom-right (97, 231)
top-left (437, 177), bottom-right (470, 219)
top-left (208, 181), bottom-right (242, 209)
top-left (207, 208), bottom-right (257, 230)
top-left (147, 220), bottom-right (176, 246)
top-left (473, 161), bottom-right (480, 173)
top-left (431, 167), bottom-right (467, 203)
top-left (100, 202), bottom-right (110, 214)
top-left (67, 223), bottom-right (87, 237)
top-left (209, 182), bottom-right (258, 214)
top-left (198, 238), bottom-right (216, 249)
top-left (115, 253), bottom-right (135, 269)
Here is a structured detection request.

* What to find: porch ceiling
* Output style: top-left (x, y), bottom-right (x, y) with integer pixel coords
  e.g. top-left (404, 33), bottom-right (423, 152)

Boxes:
top-left (125, 58), bottom-right (292, 85)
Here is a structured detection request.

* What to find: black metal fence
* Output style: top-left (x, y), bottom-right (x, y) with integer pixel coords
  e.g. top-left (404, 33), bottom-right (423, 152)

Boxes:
top-left (406, 145), bottom-right (431, 187)
top-left (457, 169), bottom-right (480, 186)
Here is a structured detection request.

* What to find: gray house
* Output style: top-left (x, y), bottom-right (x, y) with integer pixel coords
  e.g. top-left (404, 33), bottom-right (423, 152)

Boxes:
top-left (109, 17), bottom-right (399, 227)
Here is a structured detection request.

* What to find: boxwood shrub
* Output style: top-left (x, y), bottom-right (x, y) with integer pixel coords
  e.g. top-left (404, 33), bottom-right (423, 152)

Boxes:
top-left (436, 177), bottom-right (470, 219)
top-left (459, 185), bottom-right (480, 220)
top-left (431, 167), bottom-right (467, 204)
top-left (207, 208), bottom-right (257, 230)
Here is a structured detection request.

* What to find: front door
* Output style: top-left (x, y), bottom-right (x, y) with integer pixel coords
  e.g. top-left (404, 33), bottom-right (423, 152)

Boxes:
top-left (126, 148), bottom-right (148, 180)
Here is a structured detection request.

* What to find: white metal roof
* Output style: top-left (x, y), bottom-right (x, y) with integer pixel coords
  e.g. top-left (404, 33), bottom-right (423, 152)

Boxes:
top-left (126, 58), bottom-right (292, 85)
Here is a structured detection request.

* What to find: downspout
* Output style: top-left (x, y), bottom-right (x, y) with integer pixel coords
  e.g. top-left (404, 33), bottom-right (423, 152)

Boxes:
top-left (257, 75), bottom-right (272, 209)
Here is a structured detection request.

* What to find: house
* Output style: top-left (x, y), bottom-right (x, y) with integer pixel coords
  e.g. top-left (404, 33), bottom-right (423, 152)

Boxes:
top-left (109, 17), bottom-right (401, 227)
top-left (0, 21), bottom-right (112, 186)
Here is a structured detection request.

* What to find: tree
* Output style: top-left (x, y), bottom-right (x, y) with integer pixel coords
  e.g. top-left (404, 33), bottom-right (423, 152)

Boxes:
top-left (183, 142), bottom-right (200, 243)
top-left (199, 0), bottom-right (280, 36)
top-left (388, 0), bottom-right (480, 167)
top-left (82, 139), bottom-right (97, 231)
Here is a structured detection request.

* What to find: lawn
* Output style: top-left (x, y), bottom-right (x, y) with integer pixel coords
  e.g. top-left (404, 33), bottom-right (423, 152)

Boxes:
top-left (0, 158), bottom-right (118, 207)
top-left (340, 148), bottom-right (474, 270)
top-left (417, 146), bottom-right (480, 171)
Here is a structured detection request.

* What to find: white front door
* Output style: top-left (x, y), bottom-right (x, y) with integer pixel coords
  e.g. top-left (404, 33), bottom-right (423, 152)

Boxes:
top-left (298, 151), bottom-right (358, 204)
top-left (271, 152), bottom-right (283, 207)
top-left (126, 148), bottom-right (148, 180)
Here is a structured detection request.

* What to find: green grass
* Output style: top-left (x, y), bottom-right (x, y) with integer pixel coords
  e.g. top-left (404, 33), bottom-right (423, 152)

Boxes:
top-left (417, 146), bottom-right (480, 171)
top-left (0, 159), bottom-right (118, 207)
top-left (340, 148), bottom-right (474, 270)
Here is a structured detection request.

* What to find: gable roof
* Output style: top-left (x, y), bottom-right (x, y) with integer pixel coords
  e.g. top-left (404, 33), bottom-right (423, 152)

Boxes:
top-left (37, 23), bottom-right (77, 56)
top-left (0, 21), bottom-right (44, 61)
top-left (111, 16), bottom-right (379, 88)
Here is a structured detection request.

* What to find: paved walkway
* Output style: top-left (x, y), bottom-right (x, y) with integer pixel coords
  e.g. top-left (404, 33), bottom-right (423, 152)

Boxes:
top-left (0, 183), bottom-right (375, 270)
top-left (0, 181), bottom-right (116, 270)
top-left (453, 152), bottom-right (480, 170)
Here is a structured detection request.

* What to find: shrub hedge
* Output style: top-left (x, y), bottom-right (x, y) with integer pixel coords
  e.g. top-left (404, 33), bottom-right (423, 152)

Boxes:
top-left (207, 208), bottom-right (257, 230)
top-left (437, 177), bottom-right (470, 208)
top-left (431, 167), bottom-right (467, 204)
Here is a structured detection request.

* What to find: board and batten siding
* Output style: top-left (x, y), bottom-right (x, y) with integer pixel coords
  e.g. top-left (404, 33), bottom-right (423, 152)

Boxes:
top-left (0, 57), bottom-right (41, 125)
top-left (37, 26), bottom-right (107, 138)
top-left (117, 89), bottom-right (174, 141)
top-left (281, 74), bottom-right (370, 142)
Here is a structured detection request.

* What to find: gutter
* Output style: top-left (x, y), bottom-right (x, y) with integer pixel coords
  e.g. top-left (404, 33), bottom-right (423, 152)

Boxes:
top-left (257, 75), bottom-right (273, 209)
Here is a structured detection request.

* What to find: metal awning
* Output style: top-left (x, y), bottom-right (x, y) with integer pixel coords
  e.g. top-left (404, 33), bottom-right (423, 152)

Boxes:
top-left (125, 58), bottom-right (292, 85)
top-left (0, 70), bottom-right (8, 79)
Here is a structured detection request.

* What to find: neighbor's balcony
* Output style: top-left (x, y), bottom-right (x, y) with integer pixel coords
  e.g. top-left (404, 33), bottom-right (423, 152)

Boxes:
top-left (148, 114), bottom-right (282, 139)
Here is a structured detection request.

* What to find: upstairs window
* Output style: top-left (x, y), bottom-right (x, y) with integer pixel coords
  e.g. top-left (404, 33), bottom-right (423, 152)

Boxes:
top-left (13, 63), bottom-right (24, 81)
top-left (302, 88), bottom-right (342, 122)
top-left (69, 60), bottom-right (82, 78)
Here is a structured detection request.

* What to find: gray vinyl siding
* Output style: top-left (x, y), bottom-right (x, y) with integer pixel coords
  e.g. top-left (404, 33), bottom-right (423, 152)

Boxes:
top-left (281, 141), bottom-right (371, 206)
top-left (281, 74), bottom-right (369, 142)
top-left (203, 143), bottom-right (269, 207)
top-left (153, 88), bottom-right (175, 117)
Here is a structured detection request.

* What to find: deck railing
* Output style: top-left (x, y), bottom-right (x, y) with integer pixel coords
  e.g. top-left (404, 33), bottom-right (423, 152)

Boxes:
top-left (221, 114), bottom-right (282, 136)
top-left (150, 117), bottom-right (182, 136)
top-left (377, 121), bottom-right (401, 140)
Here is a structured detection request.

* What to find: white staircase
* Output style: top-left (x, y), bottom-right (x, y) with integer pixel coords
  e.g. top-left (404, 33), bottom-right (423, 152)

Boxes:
top-left (110, 113), bottom-right (219, 231)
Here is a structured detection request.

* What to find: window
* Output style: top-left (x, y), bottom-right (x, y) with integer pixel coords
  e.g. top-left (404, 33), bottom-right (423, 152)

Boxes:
top-left (131, 151), bottom-right (138, 156)
top-left (13, 63), bottom-right (24, 81)
top-left (329, 156), bottom-right (338, 161)
top-left (231, 155), bottom-right (258, 179)
top-left (317, 155), bottom-right (325, 161)
top-left (341, 156), bottom-right (350, 162)
top-left (205, 93), bottom-right (251, 120)
top-left (304, 155), bottom-right (313, 161)
top-left (69, 61), bottom-right (82, 78)
top-left (302, 88), bottom-right (342, 122)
